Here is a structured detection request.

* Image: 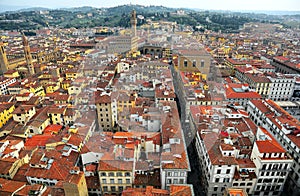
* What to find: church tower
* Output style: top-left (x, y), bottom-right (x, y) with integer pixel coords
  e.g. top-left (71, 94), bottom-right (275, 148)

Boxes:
top-left (0, 42), bottom-right (8, 75)
top-left (22, 33), bottom-right (35, 75)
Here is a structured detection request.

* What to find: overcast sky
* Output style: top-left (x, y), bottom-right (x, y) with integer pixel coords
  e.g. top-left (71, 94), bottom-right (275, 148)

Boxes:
top-left (1, 0), bottom-right (299, 11)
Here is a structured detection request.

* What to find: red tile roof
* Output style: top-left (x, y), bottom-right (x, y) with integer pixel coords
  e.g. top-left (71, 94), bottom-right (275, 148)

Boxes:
top-left (94, 92), bottom-right (111, 104)
top-left (0, 178), bottom-right (26, 195)
top-left (12, 105), bottom-right (35, 114)
top-left (43, 124), bottom-right (63, 134)
top-left (122, 186), bottom-right (169, 196)
top-left (225, 84), bottom-right (261, 99)
top-left (256, 127), bottom-right (286, 154)
top-left (24, 135), bottom-right (59, 147)
top-left (98, 160), bottom-right (133, 171)
top-left (170, 185), bottom-right (193, 196)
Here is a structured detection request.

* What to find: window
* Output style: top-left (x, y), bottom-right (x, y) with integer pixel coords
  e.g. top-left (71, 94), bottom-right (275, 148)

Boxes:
top-left (110, 179), bottom-right (114, 184)
top-left (125, 172), bottom-right (130, 176)
top-left (101, 172), bottom-right (106, 176)
top-left (118, 179), bottom-right (122, 184)
top-left (226, 169), bottom-right (230, 174)
top-left (217, 169), bottom-right (221, 174)
top-left (117, 172), bottom-right (122, 177)
top-left (126, 179), bottom-right (130, 184)
top-left (224, 178), bottom-right (230, 183)
top-left (184, 60), bottom-right (188, 67)
top-left (109, 172), bottom-right (114, 176)
top-left (179, 179), bottom-right (184, 184)
top-left (193, 60), bottom-right (196, 67)
top-left (103, 186), bottom-right (108, 192)
top-left (201, 60), bottom-right (204, 67)
top-left (278, 179), bottom-right (284, 183)
top-left (111, 186), bottom-right (116, 192)
top-left (102, 179), bottom-right (107, 184)
top-left (215, 178), bottom-right (220, 183)
top-left (119, 186), bottom-right (123, 192)
top-left (264, 178), bottom-right (272, 183)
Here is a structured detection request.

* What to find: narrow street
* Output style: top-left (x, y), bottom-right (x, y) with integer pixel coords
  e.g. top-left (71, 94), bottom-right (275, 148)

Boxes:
top-left (170, 64), bottom-right (205, 196)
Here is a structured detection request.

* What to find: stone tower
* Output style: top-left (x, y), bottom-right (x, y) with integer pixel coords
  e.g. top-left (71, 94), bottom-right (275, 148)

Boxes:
top-left (22, 33), bottom-right (35, 75)
top-left (130, 10), bottom-right (137, 37)
top-left (0, 42), bottom-right (8, 75)
top-left (130, 10), bottom-right (138, 53)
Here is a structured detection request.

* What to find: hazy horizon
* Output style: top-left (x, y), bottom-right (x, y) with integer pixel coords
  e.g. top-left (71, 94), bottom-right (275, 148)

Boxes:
top-left (0, 0), bottom-right (299, 13)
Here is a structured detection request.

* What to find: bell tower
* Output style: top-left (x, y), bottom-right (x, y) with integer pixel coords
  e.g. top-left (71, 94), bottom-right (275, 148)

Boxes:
top-left (22, 33), bottom-right (35, 75)
top-left (130, 10), bottom-right (138, 54)
top-left (130, 10), bottom-right (137, 37)
top-left (0, 42), bottom-right (8, 75)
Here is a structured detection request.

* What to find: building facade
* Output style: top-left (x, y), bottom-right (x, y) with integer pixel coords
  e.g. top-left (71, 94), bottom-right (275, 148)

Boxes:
top-left (247, 100), bottom-right (300, 196)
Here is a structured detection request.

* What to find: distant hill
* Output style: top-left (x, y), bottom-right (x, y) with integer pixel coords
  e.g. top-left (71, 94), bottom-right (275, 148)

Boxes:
top-left (0, 4), bottom-right (298, 31)
top-left (17, 7), bottom-right (51, 12)
top-left (59, 6), bottom-right (96, 12)
top-left (106, 4), bottom-right (176, 14)
top-left (192, 8), bottom-right (300, 15)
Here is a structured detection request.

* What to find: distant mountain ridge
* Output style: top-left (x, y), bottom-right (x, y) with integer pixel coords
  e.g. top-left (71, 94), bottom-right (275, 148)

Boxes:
top-left (0, 4), bottom-right (299, 31)
top-left (1, 4), bottom-right (299, 15)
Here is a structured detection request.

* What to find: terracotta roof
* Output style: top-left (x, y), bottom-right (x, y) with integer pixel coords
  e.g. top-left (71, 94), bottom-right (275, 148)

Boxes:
top-left (236, 158), bottom-right (256, 168)
top-left (170, 185), bottom-right (193, 196)
top-left (0, 95), bottom-right (15, 103)
top-left (250, 100), bottom-right (271, 114)
top-left (94, 92), bottom-right (111, 104)
top-left (0, 178), bottom-right (26, 195)
top-left (43, 124), bottom-right (63, 134)
top-left (122, 186), bottom-right (169, 196)
top-left (14, 184), bottom-right (45, 196)
top-left (98, 160), bottom-right (133, 171)
top-left (225, 84), bottom-right (261, 99)
top-left (245, 73), bottom-right (271, 83)
top-left (178, 49), bottom-right (209, 56)
top-left (24, 134), bottom-right (60, 147)
top-left (256, 139), bottom-right (286, 153)
top-left (12, 105), bottom-right (35, 114)
top-left (67, 134), bottom-right (83, 147)
top-left (85, 176), bottom-right (100, 189)
top-left (47, 106), bottom-right (66, 114)
top-left (54, 94), bottom-right (70, 101)
top-left (202, 133), bottom-right (238, 166)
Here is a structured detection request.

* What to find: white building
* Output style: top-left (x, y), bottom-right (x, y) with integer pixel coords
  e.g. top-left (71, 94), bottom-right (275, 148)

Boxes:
top-left (247, 99), bottom-right (300, 196)
top-left (0, 77), bottom-right (16, 95)
top-left (267, 73), bottom-right (295, 101)
top-left (194, 130), bottom-right (238, 196)
top-left (250, 127), bottom-right (293, 196)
